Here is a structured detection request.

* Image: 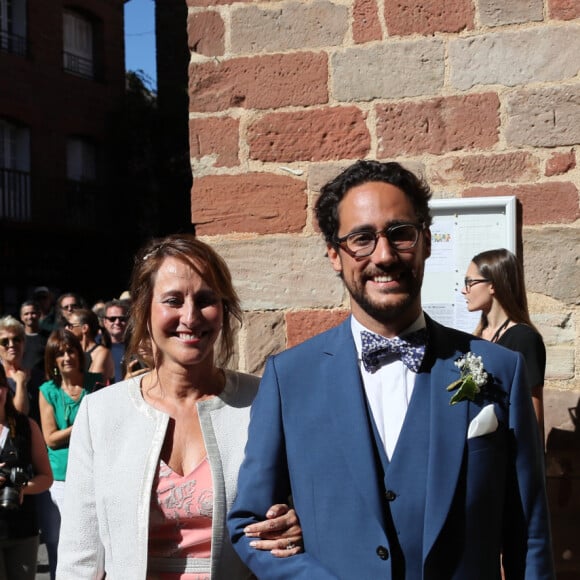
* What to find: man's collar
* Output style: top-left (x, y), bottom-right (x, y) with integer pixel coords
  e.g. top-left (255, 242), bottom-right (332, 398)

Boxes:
top-left (351, 312), bottom-right (426, 354)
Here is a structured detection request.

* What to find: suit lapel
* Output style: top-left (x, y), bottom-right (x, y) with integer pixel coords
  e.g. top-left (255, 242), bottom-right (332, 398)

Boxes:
top-left (323, 319), bottom-right (386, 527)
top-left (422, 318), bottom-right (470, 558)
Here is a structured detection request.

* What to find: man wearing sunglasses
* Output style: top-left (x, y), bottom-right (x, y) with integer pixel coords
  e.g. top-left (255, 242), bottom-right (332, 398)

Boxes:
top-left (103, 300), bottom-right (128, 383)
top-left (229, 160), bottom-right (553, 579)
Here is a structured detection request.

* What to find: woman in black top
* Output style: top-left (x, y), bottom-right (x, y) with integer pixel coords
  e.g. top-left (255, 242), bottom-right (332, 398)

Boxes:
top-left (0, 364), bottom-right (53, 579)
top-left (462, 248), bottom-right (546, 440)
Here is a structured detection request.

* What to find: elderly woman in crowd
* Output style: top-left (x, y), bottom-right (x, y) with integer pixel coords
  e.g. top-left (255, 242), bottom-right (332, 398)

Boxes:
top-left (57, 234), bottom-right (301, 579)
top-left (0, 316), bottom-right (30, 415)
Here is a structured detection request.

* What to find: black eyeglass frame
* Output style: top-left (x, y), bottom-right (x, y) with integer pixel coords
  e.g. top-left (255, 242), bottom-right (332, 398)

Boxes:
top-left (334, 222), bottom-right (426, 258)
top-left (463, 277), bottom-right (491, 291)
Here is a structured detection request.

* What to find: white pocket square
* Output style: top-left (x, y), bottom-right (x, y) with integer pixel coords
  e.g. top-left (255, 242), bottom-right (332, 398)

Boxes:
top-left (467, 404), bottom-right (498, 439)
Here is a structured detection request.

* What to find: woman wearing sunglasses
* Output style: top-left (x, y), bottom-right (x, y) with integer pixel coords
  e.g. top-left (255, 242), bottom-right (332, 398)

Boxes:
top-left (0, 316), bottom-right (30, 416)
top-left (37, 330), bottom-right (104, 579)
top-left (462, 248), bottom-right (546, 440)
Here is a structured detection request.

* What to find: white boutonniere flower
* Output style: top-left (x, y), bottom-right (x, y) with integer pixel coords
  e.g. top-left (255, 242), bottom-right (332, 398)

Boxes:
top-left (447, 352), bottom-right (489, 405)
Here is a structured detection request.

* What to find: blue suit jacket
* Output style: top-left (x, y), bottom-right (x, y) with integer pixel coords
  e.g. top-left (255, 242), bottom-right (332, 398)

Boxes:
top-left (228, 316), bottom-right (554, 579)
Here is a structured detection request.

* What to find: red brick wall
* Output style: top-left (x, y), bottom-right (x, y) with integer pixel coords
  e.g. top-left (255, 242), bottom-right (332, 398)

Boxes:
top-left (186, 0), bottom-right (579, 367)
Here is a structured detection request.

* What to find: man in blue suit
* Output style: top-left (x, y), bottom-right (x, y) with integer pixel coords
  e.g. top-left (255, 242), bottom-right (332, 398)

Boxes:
top-left (228, 160), bottom-right (554, 579)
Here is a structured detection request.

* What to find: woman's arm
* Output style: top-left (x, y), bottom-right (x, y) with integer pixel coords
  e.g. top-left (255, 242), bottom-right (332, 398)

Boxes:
top-left (22, 418), bottom-right (53, 496)
top-left (89, 347), bottom-right (114, 384)
top-left (245, 504), bottom-right (303, 557)
top-left (39, 391), bottom-right (73, 449)
top-left (11, 369), bottom-right (30, 415)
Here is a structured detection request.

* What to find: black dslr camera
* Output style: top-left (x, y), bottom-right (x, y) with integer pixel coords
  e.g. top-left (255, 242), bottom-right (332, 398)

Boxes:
top-left (0, 459), bottom-right (31, 510)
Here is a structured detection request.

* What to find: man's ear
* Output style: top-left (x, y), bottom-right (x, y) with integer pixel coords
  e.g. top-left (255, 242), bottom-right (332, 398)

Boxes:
top-left (423, 227), bottom-right (432, 259)
top-left (327, 243), bottom-right (343, 274)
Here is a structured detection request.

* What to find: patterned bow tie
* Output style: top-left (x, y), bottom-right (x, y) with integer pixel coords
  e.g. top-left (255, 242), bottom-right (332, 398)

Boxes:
top-left (360, 328), bottom-right (427, 374)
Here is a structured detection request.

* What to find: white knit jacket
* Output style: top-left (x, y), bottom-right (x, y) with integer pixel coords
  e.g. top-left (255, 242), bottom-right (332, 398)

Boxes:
top-left (56, 371), bottom-right (259, 580)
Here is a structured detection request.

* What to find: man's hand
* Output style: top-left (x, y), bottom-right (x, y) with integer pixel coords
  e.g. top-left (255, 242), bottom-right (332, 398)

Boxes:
top-left (244, 504), bottom-right (303, 557)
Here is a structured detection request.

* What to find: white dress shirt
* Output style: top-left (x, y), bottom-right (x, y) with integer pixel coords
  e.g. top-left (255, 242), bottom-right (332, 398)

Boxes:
top-left (351, 313), bottom-right (426, 460)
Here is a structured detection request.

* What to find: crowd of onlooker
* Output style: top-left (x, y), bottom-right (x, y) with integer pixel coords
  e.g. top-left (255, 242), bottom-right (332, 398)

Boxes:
top-left (0, 286), bottom-right (139, 580)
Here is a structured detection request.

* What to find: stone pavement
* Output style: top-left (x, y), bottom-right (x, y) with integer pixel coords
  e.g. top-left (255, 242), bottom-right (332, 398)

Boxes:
top-left (35, 542), bottom-right (50, 580)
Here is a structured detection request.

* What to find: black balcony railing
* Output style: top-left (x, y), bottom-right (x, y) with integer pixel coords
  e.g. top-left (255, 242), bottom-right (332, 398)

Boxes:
top-left (63, 51), bottom-right (94, 79)
top-left (0, 168), bottom-right (31, 221)
top-left (0, 30), bottom-right (27, 56)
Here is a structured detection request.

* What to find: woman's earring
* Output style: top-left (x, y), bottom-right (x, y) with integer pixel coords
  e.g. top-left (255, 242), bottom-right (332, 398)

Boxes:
top-left (53, 367), bottom-right (59, 377)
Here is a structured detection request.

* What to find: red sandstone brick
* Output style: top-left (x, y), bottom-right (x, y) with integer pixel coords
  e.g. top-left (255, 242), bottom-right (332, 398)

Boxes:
top-left (248, 107), bottom-right (370, 163)
top-left (431, 152), bottom-right (539, 186)
top-left (353, 0), bottom-right (382, 44)
top-left (286, 309), bottom-right (349, 347)
top-left (548, 0), bottom-right (580, 20)
top-left (384, 0), bottom-right (474, 35)
top-left (545, 150), bottom-right (576, 177)
top-left (376, 93), bottom-right (500, 157)
top-left (463, 183), bottom-right (579, 225)
top-left (189, 117), bottom-right (240, 168)
top-left (189, 52), bottom-right (328, 113)
top-left (187, 11), bottom-right (225, 57)
top-left (192, 173), bottom-right (307, 235)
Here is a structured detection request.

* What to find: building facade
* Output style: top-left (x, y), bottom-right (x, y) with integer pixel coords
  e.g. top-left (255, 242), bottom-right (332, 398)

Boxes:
top-left (0, 0), bottom-right (127, 310)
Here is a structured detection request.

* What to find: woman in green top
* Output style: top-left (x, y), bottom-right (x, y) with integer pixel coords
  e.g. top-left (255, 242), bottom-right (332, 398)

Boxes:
top-left (37, 329), bottom-right (103, 580)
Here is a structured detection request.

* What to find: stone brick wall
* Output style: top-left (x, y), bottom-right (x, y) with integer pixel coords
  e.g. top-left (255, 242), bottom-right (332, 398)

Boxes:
top-left (186, 0), bottom-right (579, 421)
top-left (186, 1), bottom-right (579, 572)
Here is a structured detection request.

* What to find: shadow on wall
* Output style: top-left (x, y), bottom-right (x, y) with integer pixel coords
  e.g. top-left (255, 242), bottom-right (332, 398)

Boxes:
top-left (546, 398), bottom-right (580, 579)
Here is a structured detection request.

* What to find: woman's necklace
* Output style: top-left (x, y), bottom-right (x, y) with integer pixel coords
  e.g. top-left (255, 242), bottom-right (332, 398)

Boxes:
top-left (62, 382), bottom-right (83, 400)
top-left (490, 318), bottom-right (510, 343)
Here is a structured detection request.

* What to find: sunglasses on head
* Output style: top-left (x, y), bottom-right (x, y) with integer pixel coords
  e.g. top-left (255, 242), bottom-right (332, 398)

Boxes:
top-left (0, 336), bottom-right (23, 348)
top-left (105, 316), bottom-right (127, 323)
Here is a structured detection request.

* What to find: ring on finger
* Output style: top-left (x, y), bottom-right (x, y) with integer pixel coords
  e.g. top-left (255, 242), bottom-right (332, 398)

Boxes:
top-left (286, 541), bottom-right (296, 550)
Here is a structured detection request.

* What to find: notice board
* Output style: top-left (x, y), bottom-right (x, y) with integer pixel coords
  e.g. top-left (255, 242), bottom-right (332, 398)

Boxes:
top-left (423, 196), bottom-right (517, 334)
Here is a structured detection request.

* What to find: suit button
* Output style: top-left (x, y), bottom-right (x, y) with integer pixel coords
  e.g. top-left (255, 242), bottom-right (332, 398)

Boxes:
top-left (376, 546), bottom-right (389, 560)
top-left (384, 490), bottom-right (397, 501)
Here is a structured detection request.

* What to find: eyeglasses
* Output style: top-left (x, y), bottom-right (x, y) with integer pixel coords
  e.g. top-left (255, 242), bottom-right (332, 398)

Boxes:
top-left (0, 336), bottom-right (23, 348)
top-left (335, 223), bottom-right (425, 258)
top-left (105, 316), bottom-right (127, 323)
top-left (61, 303), bottom-right (79, 311)
top-left (463, 277), bottom-right (490, 291)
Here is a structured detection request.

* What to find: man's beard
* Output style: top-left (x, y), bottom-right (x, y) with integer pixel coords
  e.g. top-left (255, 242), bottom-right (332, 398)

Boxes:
top-left (343, 267), bottom-right (422, 325)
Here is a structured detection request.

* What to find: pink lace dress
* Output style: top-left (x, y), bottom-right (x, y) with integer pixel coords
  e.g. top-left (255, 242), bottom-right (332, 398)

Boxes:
top-left (147, 457), bottom-right (213, 580)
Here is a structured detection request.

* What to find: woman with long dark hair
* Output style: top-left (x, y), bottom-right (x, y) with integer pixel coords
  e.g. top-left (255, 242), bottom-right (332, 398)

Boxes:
top-left (462, 248), bottom-right (546, 438)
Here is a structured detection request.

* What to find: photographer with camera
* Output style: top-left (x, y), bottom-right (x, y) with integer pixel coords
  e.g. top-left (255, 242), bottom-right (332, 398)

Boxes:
top-left (0, 363), bottom-right (53, 579)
